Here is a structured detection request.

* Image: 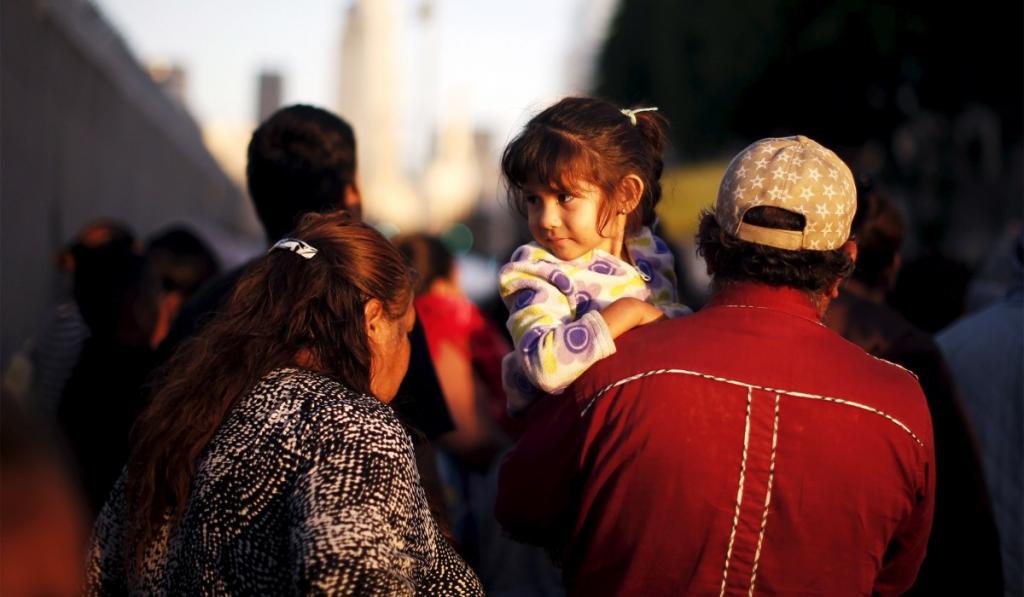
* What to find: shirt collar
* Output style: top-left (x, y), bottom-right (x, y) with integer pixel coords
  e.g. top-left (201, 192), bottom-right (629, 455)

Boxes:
top-left (707, 282), bottom-right (822, 324)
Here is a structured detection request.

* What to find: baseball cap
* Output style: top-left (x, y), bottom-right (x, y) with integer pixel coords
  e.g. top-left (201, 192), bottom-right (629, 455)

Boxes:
top-left (715, 135), bottom-right (856, 251)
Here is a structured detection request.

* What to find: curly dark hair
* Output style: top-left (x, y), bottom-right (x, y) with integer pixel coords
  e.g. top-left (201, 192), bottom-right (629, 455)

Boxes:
top-left (696, 207), bottom-right (854, 296)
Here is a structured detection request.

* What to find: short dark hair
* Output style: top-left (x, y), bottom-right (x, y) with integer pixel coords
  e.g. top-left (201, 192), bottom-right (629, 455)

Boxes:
top-left (501, 96), bottom-right (668, 236)
top-left (70, 224), bottom-right (159, 345)
top-left (848, 179), bottom-right (905, 289)
top-left (145, 226), bottom-right (220, 297)
top-left (246, 105), bottom-right (357, 241)
top-left (696, 207), bottom-right (854, 295)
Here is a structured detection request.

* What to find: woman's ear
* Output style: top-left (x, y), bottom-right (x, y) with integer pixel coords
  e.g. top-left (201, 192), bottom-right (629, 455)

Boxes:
top-left (618, 174), bottom-right (645, 214)
top-left (364, 298), bottom-right (385, 344)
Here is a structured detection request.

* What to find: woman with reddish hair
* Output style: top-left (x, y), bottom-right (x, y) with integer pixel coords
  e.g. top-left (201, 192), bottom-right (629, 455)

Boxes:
top-left (86, 212), bottom-right (482, 595)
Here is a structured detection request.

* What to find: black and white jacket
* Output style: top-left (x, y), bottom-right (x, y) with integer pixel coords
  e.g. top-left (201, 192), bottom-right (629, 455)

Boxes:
top-left (87, 368), bottom-right (483, 596)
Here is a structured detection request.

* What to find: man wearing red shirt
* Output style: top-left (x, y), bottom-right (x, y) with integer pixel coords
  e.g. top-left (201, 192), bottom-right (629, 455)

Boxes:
top-left (496, 136), bottom-right (935, 596)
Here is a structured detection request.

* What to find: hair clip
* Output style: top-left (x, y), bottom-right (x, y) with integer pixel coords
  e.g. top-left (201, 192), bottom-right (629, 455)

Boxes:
top-left (621, 106), bottom-right (658, 126)
top-left (269, 238), bottom-right (318, 260)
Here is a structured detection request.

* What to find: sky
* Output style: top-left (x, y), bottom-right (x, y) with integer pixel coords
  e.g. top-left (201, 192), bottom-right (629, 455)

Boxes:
top-left (90, 0), bottom-right (604, 154)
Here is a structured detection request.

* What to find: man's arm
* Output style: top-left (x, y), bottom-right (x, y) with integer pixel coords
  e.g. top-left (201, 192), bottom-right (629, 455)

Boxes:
top-left (873, 440), bottom-right (937, 595)
top-left (495, 391), bottom-right (585, 548)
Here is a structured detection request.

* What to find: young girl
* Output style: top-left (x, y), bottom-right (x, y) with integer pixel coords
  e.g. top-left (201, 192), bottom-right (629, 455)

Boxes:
top-left (499, 97), bottom-right (690, 415)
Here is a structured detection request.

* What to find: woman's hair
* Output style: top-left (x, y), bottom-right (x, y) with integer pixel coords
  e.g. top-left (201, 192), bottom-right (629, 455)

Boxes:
top-left (123, 211), bottom-right (413, 568)
top-left (392, 233), bottom-right (454, 296)
top-left (501, 96), bottom-right (669, 236)
top-left (696, 207), bottom-right (854, 296)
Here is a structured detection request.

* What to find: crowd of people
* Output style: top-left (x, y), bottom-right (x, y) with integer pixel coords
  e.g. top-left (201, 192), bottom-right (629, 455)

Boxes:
top-left (2, 97), bottom-right (1019, 596)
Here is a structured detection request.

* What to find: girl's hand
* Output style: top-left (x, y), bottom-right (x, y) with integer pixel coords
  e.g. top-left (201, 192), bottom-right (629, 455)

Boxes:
top-left (600, 298), bottom-right (665, 339)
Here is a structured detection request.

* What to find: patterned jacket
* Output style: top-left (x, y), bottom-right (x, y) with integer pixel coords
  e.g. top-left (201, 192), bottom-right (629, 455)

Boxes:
top-left (86, 369), bottom-right (483, 596)
top-left (499, 227), bottom-right (690, 414)
top-left (497, 284), bottom-right (935, 596)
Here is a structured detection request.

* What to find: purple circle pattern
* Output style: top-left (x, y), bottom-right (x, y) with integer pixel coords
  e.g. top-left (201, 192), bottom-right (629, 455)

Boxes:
top-left (563, 324), bottom-right (591, 353)
top-left (575, 292), bottom-right (593, 315)
top-left (520, 327), bottom-right (546, 355)
top-left (636, 259), bottom-right (654, 280)
top-left (548, 270), bottom-right (573, 293)
top-left (588, 259), bottom-right (616, 275)
top-left (515, 288), bottom-right (537, 309)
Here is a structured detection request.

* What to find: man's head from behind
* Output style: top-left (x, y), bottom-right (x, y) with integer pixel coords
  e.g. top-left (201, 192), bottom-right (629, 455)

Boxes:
top-left (697, 136), bottom-right (857, 303)
top-left (848, 179), bottom-right (906, 291)
top-left (246, 105), bottom-right (360, 241)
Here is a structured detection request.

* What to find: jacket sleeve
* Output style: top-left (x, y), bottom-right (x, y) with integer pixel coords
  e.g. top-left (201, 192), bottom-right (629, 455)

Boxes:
top-left (872, 426), bottom-right (937, 595)
top-left (495, 391), bottom-right (585, 549)
top-left (499, 259), bottom-right (616, 397)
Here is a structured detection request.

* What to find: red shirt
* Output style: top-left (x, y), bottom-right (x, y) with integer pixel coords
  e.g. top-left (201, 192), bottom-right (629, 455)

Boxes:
top-left (496, 283), bottom-right (935, 596)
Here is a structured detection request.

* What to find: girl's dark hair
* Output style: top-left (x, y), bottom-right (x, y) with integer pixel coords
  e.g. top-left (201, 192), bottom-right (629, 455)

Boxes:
top-left (123, 211), bottom-right (413, 570)
top-left (501, 96), bottom-right (669, 236)
top-left (696, 208), bottom-right (854, 296)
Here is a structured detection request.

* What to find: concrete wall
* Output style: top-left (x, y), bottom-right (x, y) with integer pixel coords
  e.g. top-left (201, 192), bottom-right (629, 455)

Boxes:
top-left (1, 0), bottom-right (262, 368)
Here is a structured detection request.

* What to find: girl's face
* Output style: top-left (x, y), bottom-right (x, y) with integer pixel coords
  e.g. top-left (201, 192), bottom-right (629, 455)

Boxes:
top-left (524, 179), bottom-right (625, 261)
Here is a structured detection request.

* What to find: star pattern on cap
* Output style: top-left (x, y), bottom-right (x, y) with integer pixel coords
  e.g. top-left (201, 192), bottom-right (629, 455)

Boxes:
top-left (715, 136), bottom-right (856, 250)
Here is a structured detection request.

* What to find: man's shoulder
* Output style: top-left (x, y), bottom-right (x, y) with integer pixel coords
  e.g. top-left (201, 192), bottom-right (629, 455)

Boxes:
top-left (573, 305), bottom-right (928, 420)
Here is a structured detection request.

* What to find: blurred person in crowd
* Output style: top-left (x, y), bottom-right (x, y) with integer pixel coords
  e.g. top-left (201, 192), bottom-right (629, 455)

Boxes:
top-left (87, 212), bottom-right (483, 594)
top-left (938, 233), bottom-right (1024, 596)
top-left (56, 221), bottom-right (165, 515)
top-left (397, 232), bottom-right (564, 596)
top-left (395, 232), bottom-right (510, 465)
top-left (824, 179), bottom-right (1002, 595)
top-left (498, 136), bottom-right (935, 595)
top-left (23, 222), bottom-right (135, 414)
top-left (1, 395), bottom-right (88, 597)
top-left (144, 225), bottom-right (219, 345)
top-left (965, 224), bottom-right (1024, 312)
top-left (498, 97), bottom-right (690, 417)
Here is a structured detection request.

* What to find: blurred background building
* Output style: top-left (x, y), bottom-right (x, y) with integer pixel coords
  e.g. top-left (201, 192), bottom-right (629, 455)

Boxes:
top-left (2, 0), bottom-right (1021, 370)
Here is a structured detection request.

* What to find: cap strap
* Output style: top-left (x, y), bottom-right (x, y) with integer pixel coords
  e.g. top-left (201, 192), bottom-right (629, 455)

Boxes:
top-left (735, 223), bottom-right (803, 251)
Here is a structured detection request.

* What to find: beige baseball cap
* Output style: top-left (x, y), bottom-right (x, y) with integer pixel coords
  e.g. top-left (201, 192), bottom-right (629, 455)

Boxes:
top-left (715, 135), bottom-right (856, 251)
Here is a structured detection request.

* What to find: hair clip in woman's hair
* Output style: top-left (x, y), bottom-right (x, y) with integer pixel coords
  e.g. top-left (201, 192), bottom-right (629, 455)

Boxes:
top-left (269, 238), bottom-right (318, 260)
top-left (620, 106), bottom-right (658, 126)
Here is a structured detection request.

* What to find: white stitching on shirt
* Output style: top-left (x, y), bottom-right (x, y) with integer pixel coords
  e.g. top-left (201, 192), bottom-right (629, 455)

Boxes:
top-left (715, 303), bottom-right (825, 327)
top-left (579, 367), bottom-right (924, 447)
top-left (720, 386), bottom-right (753, 597)
top-left (748, 394), bottom-right (781, 596)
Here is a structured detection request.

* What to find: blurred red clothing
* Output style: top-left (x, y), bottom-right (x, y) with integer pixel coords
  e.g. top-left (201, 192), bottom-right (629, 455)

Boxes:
top-left (415, 292), bottom-right (519, 436)
top-left (497, 283), bottom-right (935, 596)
